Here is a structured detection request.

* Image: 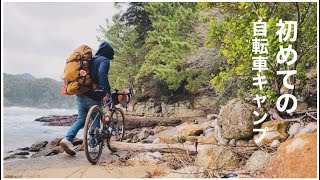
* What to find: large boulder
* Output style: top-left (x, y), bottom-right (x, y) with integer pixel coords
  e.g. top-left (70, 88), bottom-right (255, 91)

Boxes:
top-left (196, 145), bottom-right (240, 169)
top-left (218, 99), bottom-right (256, 140)
top-left (254, 120), bottom-right (289, 145)
top-left (264, 133), bottom-right (317, 178)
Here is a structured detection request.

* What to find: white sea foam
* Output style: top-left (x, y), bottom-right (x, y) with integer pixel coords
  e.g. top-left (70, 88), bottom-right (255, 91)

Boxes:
top-left (3, 107), bottom-right (81, 156)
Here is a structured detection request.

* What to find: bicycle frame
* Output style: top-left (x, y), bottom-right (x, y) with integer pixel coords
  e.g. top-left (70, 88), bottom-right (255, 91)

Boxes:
top-left (84, 89), bottom-right (130, 164)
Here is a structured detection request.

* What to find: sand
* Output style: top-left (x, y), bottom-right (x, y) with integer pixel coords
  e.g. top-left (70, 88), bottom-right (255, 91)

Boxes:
top-left (3, 148), bottom-right (168, 178)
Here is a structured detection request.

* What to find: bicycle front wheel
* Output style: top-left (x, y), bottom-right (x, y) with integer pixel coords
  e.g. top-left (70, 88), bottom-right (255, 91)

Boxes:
top-left (106, 108), bottom-right (125, 152)
top-left (84, 105), bottom-right (104, 165)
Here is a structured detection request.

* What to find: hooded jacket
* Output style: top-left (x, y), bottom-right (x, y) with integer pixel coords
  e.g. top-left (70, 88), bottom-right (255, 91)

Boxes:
top-left (84, 42), bottom-right (114, 101)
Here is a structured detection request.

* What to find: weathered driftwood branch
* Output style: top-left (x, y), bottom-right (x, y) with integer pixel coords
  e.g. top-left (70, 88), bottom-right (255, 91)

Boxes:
top-left (110, 142), bottom-right (258, 155)
top-left (268, 108), bottom-right (285, 121)
top-left (111, 142), bottom-right (210, 154)
top-left (269, 108), bottom-right (317, 122)
top-left (293, 110), bottom-right (317, 115)
top-left (306, 112), bottom-right (317, 120)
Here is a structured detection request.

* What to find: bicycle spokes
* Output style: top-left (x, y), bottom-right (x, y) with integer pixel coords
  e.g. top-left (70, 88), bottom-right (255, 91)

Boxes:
top-left (85, 109), bottom-right (104, 160)
top-left (110, 111), bottom-right (124, 141)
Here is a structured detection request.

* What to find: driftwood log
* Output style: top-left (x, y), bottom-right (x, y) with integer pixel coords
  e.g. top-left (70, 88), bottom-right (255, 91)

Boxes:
top-left (110, 142), bottom-right (258, 155)
top-left (111, 142), bottom-right (203, 154)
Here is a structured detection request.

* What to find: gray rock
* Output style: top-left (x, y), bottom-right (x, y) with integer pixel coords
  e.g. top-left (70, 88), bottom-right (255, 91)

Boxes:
top-left (248, 140), bottom-right (256, 146)
top-left (45, 138), bottom-right (63, 150)
top-left (297, 122), bottom-right (317, 136)
top-left (245, 150), bottom-right (272, 171)
top-left (218, 99), bottom-right (256, 140)
top-left (270, 140), bottom-right (280, 148)
top-left (127, 152), bottom-right (164, 165)
top-left (4, 154), bottom-right (28, 160)
top-left (130, 134), bottom-right (139, 143)
top-left (137, 128), bottom-right (153, 141)
top-left (142, 135), bottom-right (157, 144)
top-left (236, 140), bottom-right (248, 147)
top-left (288, 123), bottom-right (301, 138)
top-left (210, 120), bottom-right (229, 145)
top-left (123, 132), bottom-right (135, 141)
top-left (17, 147), bottom-right (29, 151)
top-left (35, 115), bottom-right (77, 126)
top-left (204, 128), bottom-right (215, 136)
top-left (164, 166), bottom-right (206, 178)
top-left (31, 147), bottom-right (61, 158)
top-left (13, 152), bottom-right (29, 156)
top-left (29, 141), bottom-right (48, 152)
top-left (229, 139), bottom-right (236, 147)
top-left (196, 145), bottom-right (240, 169)
top-left (146, 152), bottom-right (164, 161)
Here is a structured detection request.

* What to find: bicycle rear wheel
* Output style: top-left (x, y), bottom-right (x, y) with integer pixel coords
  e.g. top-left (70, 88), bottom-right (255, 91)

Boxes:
top-left (84, 105), bottom-right (104, 165)
top-left (106, 108), bottom-right (125, 152)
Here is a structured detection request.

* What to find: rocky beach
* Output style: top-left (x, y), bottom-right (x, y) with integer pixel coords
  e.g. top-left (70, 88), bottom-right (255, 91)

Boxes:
top-left (3, 98), bottom-right (318, 178)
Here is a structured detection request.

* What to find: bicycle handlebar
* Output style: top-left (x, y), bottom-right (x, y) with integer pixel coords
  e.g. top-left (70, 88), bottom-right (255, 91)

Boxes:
top-left (96, 88), bottom-right (134, 109)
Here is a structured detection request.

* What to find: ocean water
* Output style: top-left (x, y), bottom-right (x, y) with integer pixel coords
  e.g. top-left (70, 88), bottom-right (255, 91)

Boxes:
top-left (2, 106), bottom-right (83, 155)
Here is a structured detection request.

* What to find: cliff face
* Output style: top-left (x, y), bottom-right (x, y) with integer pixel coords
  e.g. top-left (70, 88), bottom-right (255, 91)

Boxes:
top-left (3, 73), bottom-right (76, 109)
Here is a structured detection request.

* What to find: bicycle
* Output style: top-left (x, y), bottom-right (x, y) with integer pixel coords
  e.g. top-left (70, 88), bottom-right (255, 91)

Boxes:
top-left (83, 88), bottom-right (133, 164)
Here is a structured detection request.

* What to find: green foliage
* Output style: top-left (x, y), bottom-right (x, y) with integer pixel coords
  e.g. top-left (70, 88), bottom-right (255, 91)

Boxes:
top-left (205, 2), bottom-right (317, 105)
top-left (98, 2), bottom-right (316, 103)
top-left (137, 2), bottom-right (200, 91)
top-left (120, 2), bottom-right (153, 46)
top-left (100, 14), bottom-right (144, 91)
top-left (101, 2), bottom-right (205, 98)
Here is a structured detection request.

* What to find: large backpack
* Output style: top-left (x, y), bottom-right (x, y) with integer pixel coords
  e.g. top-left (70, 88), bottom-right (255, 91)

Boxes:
top-left (61, 45), bottom-right (95, 95)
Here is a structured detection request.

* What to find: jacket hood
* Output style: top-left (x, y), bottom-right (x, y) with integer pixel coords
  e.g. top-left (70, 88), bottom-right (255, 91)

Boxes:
top-left (94, 42), bottom-right (114, 60)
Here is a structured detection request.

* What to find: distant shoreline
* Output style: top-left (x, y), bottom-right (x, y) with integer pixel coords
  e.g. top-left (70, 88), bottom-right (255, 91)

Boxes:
top-left (3, 105), bottom-right (77, 111)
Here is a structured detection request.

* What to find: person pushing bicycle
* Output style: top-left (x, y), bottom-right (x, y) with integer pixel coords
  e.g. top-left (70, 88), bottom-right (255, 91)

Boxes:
top-left (60, 42), bottom-right (114, 156)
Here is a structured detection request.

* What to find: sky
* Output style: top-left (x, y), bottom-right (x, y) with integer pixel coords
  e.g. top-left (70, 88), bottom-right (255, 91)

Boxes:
top-left (3, 2), bottom-right (124, 80)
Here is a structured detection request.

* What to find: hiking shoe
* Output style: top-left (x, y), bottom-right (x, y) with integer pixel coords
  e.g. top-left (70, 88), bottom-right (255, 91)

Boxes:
top-left (59, 138), bottom-right (76, 156)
